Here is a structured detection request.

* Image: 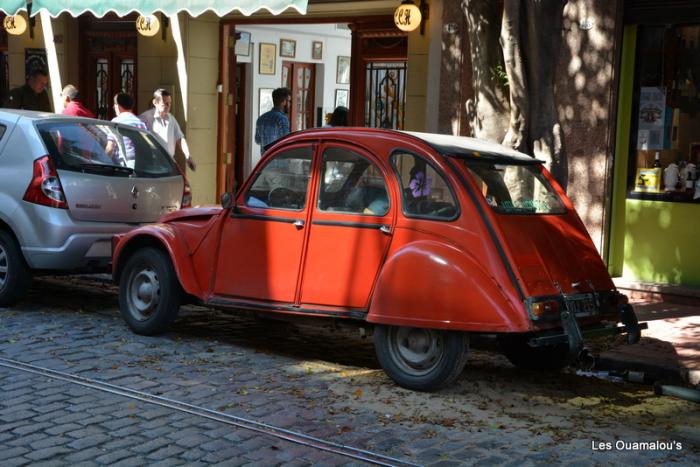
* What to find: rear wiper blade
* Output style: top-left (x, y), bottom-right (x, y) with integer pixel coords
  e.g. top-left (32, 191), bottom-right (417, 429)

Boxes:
top-left (79, 163), bottom-right (134, 176)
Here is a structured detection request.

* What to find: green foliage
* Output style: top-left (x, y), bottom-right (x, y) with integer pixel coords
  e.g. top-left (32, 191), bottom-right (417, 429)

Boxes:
top-left (490, 65), bottom-right (510, 90)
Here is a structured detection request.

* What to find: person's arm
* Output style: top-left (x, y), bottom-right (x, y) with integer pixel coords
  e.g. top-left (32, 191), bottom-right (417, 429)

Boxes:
top-left (254, 119), bottom-right (262, 145)
top-left (177, 137), bottom-right (196, 171)
top-left (171, 116), bottom-right (196, 171)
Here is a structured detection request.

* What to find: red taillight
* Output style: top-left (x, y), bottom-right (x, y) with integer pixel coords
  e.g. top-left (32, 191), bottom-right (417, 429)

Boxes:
top-left (181, 177), bottom-right (192, 208)
top-left (23, 156), bottom-right (68, 209)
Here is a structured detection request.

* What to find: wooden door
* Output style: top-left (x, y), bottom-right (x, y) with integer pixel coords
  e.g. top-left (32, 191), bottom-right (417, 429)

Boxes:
top-left (282, 61), bottom-right (315, 131)
top-left (80, 18), bottom-right (137, 120)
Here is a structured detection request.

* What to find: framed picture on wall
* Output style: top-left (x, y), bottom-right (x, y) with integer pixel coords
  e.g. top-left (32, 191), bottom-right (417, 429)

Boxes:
top-left (235, 31), bottom-right (251, 57)
top-left (259, 43), bottom-right (276, 75)
top-left (335, 89), bottom-right (349, 108)
top-left (259, 88), bottom-right (274, 117)
top-left (336, 56), bottom-right (350, 84)
top-left (312, 41), bottom-right (323, 60)
top-left (280, 39), bottom-right (296, 58)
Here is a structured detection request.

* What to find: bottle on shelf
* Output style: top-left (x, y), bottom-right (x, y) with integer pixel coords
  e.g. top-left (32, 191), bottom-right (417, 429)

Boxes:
top-left (653, 151), bottom-right (661, 168)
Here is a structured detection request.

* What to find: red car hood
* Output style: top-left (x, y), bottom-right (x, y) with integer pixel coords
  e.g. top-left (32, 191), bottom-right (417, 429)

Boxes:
top-left (494, 213), bottom-right (614, 297)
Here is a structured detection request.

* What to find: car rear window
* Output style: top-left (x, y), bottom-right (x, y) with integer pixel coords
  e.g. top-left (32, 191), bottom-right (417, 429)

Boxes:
top-left (464, 161), bottom-right (566, 214)
top-left (36, 122), bottom-right (179, 178)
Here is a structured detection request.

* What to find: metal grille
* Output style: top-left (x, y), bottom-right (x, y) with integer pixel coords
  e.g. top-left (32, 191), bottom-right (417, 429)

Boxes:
top-left (96, 59), bottom-right (109, 120)
top-left (364, 61), bottom-right (407, 130)
top-left (120, 59), bottom-right (135, 95)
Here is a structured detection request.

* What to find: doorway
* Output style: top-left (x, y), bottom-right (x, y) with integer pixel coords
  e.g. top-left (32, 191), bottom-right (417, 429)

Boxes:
top-left (79, 15), bottom-right (138, 120)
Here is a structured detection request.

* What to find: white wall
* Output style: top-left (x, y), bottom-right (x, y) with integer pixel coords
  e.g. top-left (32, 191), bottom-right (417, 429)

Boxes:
top-left (236, 24), bottom-right (351, 175)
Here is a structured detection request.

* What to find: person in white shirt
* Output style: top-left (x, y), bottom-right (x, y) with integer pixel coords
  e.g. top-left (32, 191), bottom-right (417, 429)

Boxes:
top-left (139, 88), bottom-right (197, 172)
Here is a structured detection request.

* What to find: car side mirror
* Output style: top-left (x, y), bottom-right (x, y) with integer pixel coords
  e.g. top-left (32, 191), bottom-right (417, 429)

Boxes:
top-left (220, 192), bottom-right (234, 209)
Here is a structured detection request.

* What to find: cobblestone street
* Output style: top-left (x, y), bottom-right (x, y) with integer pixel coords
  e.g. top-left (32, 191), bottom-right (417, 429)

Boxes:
top-left (1, 276), bottom-right (699, 466)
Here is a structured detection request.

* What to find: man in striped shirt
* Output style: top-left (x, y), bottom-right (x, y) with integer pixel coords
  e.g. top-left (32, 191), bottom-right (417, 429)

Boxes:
top-left (107, 93), bottom-right (147, 167)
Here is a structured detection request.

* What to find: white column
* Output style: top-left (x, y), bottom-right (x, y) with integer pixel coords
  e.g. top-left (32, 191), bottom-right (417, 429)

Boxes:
top-left (39, 9), bottom-right (62, 113)
top-left (170, 14), bottom-right (188, 122)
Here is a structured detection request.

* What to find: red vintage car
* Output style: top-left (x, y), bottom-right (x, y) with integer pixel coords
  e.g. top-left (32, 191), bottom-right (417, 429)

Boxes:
top-left (112, 129), bottom-right (645, 391)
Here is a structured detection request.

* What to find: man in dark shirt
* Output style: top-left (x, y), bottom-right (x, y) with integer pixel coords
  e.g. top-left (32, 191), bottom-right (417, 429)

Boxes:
top-left (255, 87), bottom-right (291, 152)
top-left (3, 68), bottom-right (52, 112)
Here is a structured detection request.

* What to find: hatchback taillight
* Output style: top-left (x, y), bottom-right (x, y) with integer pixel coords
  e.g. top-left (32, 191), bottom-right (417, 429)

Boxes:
top-left (23, 156), bottom-right (68, 209)
top-left (181, 177), bottom-right (192, 208)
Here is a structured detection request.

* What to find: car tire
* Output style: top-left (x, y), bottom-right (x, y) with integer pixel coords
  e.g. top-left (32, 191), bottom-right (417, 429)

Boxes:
top-left (498, 333), bottom-right (572, 371)
top-left (0, 230), bottom-right (32, 307)
top-left (118, 247), bottom-right (181, 336)
top-left (374, 325), bottom-right (469, 391)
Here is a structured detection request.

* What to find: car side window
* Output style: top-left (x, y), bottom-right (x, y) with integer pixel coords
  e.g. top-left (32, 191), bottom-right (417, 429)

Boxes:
top-left (245, 147), bottom-right (312, 210)
top-left (391, 151), bottom-right (459, 220)
top-left (318, 147), bottom-right (389, 216)
top-left (0, 124), bottom-right (6, 141)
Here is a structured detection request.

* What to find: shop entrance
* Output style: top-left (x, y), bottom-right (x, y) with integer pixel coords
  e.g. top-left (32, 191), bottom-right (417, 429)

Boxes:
top-left (79, 15), bottom-right (138, 120)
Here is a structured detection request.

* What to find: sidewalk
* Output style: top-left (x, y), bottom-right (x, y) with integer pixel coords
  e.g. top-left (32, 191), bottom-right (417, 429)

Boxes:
top-left (597, 298), bottom-right (700, 387)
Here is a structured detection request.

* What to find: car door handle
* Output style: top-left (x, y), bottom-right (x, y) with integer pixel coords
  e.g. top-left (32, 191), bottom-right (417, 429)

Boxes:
top-left (293, 220), bottom-right (305, 229)
top-left (379, 225), bottom-right (391, 235)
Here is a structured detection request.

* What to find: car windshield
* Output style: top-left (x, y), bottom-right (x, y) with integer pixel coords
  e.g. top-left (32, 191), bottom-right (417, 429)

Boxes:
top-left (37, 122), bottom-right (179, 178)
top-left (463, 161), bottom-right (566, 214)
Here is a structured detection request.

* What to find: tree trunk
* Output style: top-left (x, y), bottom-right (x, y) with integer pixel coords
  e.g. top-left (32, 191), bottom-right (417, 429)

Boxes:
top-left (462, 0), bottom-right (568, 188)
top-left (524, 0), bottom-right (567, 188)
top-left (500, 0), bottom-right (528, 153)
top-left (463, 0), bottom-right (509, 142)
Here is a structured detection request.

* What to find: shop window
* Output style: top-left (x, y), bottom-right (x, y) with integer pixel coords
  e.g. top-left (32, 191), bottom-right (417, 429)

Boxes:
top-left (628, 25), bottom-right (700, 203)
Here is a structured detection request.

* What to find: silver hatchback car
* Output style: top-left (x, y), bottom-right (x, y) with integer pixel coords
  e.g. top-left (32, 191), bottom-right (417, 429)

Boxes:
top-left (0, 110), bottom-right (190, 305)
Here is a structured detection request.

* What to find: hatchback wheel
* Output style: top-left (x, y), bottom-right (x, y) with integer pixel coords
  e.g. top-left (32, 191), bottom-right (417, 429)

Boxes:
top-left (119, 247), bottom-right (181, 335)
top-left (374, 325), bottom-right (469, 391)
top-left (498, 333), bottom-right (572, 370)
top-left (0, 230), bottom-right (32, 307)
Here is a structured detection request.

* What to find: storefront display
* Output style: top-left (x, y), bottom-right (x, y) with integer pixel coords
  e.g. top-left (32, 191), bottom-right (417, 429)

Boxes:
top-left (628, 25), bottom-right (700, 203)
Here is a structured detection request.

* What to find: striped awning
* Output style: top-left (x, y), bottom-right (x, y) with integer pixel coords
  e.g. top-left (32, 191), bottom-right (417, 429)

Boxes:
top-left (0, 0), bottom-right (308, 17)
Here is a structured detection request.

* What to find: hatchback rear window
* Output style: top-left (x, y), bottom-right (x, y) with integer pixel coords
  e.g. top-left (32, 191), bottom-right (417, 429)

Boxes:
top-left (464, 161), bottom-right (566, 214)
top-left (37, 122), bottom-right (179, 178)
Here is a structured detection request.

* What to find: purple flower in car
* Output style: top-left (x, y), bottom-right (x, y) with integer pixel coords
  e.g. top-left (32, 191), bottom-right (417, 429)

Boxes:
top-left (409, 171), bottom-right (432, 198)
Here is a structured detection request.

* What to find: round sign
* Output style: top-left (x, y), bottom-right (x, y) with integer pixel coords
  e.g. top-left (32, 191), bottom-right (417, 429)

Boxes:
top-left (3, 15), bottom-right (27, 36)
top-left (135, 15), bottom-right (160, 37)
top-left (394, 2), bottom-right (422, 32)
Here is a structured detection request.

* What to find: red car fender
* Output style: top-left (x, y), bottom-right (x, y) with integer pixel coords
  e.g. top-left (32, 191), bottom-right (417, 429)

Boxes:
top-left (112, 223), bottom-right (204, 298)
top-left (366, 240), bottom-right (530, 333)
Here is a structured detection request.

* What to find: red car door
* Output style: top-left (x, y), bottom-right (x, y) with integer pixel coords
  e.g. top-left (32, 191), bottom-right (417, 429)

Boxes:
top-left (299, 144), bottom-right (395, 309)
top-left (213, 145), bottom-right (314, 303)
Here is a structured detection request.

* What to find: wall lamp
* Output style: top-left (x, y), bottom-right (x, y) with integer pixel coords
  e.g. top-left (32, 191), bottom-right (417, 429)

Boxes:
top-left (394, 0), bottom-right (429, 35)
top-left (135, 13), bottom-right (169, 41)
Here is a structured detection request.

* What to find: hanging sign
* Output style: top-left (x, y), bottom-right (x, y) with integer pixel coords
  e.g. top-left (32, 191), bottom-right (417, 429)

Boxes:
top-left (136, 15), bottom-right (160, 37)
top-left (3, 15), bottom-right (27, 36)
